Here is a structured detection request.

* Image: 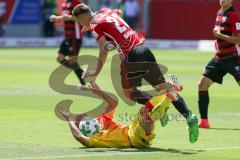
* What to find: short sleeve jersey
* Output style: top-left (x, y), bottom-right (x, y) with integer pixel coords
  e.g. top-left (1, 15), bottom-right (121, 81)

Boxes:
top-left (90, 8), bottom-right (145, 58)
top-left (214, 6), bottom-right (240, 59)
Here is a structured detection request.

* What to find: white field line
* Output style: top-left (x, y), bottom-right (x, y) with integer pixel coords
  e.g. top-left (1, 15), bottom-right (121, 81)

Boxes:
top-left (1, 146), bottom-right (240, 160)
top-left (204, 146), bottom-right (240, 151)
top-left (2, 152), bottom-right (157, 160)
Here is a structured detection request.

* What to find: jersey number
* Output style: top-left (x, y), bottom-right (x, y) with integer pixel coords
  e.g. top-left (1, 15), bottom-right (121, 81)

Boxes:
top-left (106, 13), bottom-right (129, 34)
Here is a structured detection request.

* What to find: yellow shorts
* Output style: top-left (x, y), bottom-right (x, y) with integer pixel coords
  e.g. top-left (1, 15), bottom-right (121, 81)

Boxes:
top-left (128, 114), bottom-right (155, 148)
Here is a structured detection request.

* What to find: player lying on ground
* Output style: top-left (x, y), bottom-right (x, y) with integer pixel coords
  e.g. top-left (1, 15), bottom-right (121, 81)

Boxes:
top-left (58, 81), bottom-right (186, 148)
top-left (72, 4), bottom-right (198, 143)
top-left (50, 0), bottom-right (86, 88)
top-left (198, 0), bottom-right (240, 128)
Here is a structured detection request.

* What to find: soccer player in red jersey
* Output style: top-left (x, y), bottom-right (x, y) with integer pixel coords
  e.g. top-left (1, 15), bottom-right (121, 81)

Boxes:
top-left (198, 0), bottom-right (240, 128)
top-left (50, 0), bottom-right (85, 87)
top-left (72, 4), bottom-right (199, 143)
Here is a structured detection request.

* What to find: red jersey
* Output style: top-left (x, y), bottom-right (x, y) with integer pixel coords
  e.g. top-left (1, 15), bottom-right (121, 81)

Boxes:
top-left (214, 6), bottom-right (240, 59)
top-left (90, 8), bottom-right (145, 58)
top-left (62, 0), bottom-right (82, 39)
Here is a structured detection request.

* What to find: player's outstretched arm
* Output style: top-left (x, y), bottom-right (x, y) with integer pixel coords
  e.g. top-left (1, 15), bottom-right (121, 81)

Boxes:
top-left (83, 37), bottom-right (108, 79)
top-left (50, 14), bottom-right (75, 23)
top-left (88, 81), bottom-right (118, 114)
top-left (58, 107), bottom-right (89, 147)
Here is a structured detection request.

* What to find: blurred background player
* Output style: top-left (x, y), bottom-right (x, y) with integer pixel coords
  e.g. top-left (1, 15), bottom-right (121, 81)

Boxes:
top-left (72, 4), bottom-right (199, 143)
top-left (42, 0), bottom-right (56, 37)
top-left (50, 0), bottom-right (86, 87)
top-left (198, 0), bottom-right (240, 128)
top-left (58, 81), bottom-right (184, 148)
top-left (123, 0), bottom-right (139, 29)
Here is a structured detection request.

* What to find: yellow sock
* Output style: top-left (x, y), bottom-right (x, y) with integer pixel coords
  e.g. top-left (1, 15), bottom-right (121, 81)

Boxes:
top-left (145, 95), bottom-right (166, 111)
top-left (149, 96), bottom-right (171, 121)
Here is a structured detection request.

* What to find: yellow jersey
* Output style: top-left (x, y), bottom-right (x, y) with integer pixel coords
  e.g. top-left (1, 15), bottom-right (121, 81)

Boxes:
top-left (88, 114), bottom-right (155, 148)
top-left (88, 115), bottom-right (131, 148)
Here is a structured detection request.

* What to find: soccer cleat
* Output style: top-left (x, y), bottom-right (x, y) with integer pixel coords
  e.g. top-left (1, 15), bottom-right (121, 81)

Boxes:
top-left (76, 83), bottom-right (87, 90)
top-left (168, 74), bottom-right (183, 92)
top-left (187, 112), bottom-right (199, 143)
top-left (77, 83), bottom-right (84, 90)
top-left (198, 118), bottom-right (211, 129)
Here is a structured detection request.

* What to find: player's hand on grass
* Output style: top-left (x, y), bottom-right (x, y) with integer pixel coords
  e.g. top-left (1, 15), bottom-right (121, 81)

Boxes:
top-left (58, 106), bottom-right (71, 119)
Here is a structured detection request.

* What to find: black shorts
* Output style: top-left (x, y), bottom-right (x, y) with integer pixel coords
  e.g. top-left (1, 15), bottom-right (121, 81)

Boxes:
top-left (120, 45), bottom-right (166, 89)
top-left (203, 57), bottom-right (240, 84)
top-left (58, 38), bottom-right (82, 56)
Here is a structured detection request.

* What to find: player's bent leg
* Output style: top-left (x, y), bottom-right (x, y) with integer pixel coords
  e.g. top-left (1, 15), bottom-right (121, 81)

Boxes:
top-left (69, 56), bottom-right (86, 86)
top-left (238, 81), bottom-right (240, 87)
top-left (154, 75), bottom-right (193, 128)
top-left (139, 107), bottom-right (154, 135)
top-left (162, 75), bottom-right (199, 143)
top-left (198, 76), bottom-right (213, 129)
top-left (148, 95), bottom-right (171, 122)
top-left (139, 95), bottom-right (171, 133)
top-left (129, 108), bottom-right (156, 148)
top-left (198, 76), bottom-right (213, 91)
top-left (57, 54), bottom-right (86, 87)
top-left (123, 87), bottom-right (153, 105)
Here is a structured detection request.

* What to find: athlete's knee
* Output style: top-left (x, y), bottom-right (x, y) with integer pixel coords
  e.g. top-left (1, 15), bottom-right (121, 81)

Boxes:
top-left (198, 76), bottom-right (213, 91)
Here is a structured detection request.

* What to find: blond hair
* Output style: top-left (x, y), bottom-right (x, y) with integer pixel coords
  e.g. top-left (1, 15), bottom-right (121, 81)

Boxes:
top-left (72, 3), bottom-right (91, 17)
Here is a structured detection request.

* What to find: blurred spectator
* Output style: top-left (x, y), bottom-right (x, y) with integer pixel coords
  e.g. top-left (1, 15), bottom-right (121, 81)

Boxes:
top-left (124, 0), bottom-right (139, 29)
top-left (86, 0), bottom-right (99, 12)
top-left (42, 0), bottom-right (56, 37)
top-left (0, 16), bottom-right (4, 37)
top-left (117, 0), bottom-right (124, 11)
top-left (100, 0), bottom-right (113, 9)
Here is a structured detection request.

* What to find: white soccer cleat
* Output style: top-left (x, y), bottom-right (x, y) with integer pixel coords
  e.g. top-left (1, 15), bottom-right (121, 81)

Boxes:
top-left (76, 83), bottom-right (84, 90)
top-left (76, 83), bottom-right (87, 90)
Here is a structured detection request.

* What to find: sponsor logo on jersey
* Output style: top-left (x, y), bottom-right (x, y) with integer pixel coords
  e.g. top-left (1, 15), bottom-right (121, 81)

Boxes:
top-left (216, 16), bottom-right (227, 22)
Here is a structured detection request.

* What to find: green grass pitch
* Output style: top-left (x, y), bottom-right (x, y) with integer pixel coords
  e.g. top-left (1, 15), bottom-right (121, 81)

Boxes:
top-left (0, 48), bottom-right (239, 160)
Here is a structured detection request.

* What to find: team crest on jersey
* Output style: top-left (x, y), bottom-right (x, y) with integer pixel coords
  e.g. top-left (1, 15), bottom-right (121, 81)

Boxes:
top-left (236, 23), bottom-right (240, 30)
top-left (92, 31), bottom-right (99, 39)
